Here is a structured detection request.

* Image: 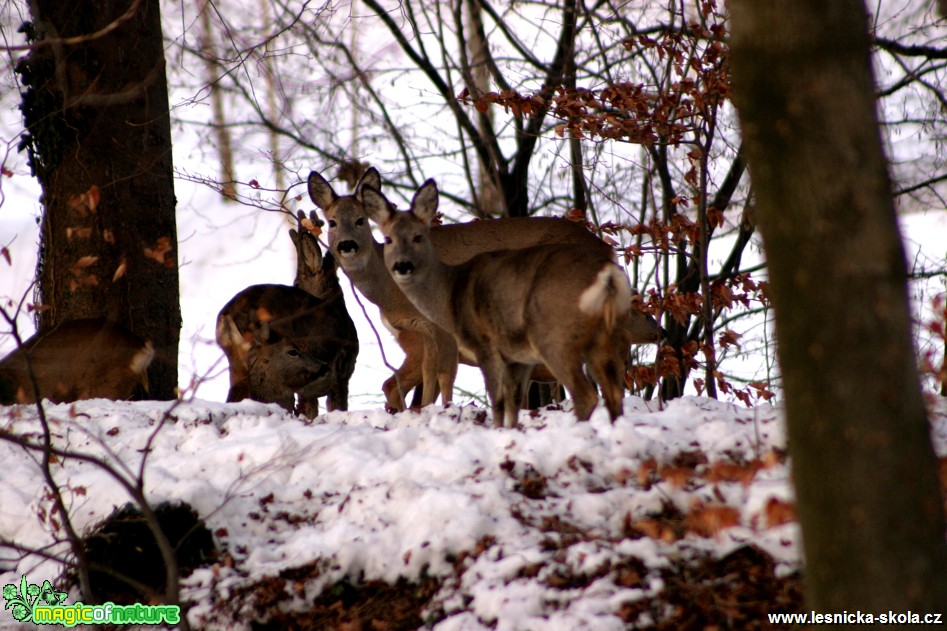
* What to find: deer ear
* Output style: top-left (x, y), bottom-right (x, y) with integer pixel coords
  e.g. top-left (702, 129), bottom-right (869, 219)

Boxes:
top-left (251, 320), bottom-right (280, 345)
top-left (293, 226), bottom-right (324, 272)
top-left (362, 186), bottom-right (395, 225)
top-left (411, 180), bottom-right (439, 225)
top-left (356, 167), bottom-right (381, 197)
top-left (307, 171), bottom-right (337, 210)
top-left (289, 210), bottom-right (303, 247)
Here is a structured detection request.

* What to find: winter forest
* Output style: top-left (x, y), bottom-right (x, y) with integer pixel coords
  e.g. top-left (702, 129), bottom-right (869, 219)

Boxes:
top-left (0, 0), bottom-right (946, 629)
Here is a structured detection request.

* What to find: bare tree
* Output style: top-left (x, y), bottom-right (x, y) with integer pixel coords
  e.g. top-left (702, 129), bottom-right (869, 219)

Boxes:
top-left (198, 0), bottom-right (238, 201)
top-left (157, 0), bottom-right (944, 403)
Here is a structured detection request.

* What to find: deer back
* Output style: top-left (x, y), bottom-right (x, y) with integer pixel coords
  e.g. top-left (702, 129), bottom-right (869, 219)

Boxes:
top-left (0, 318), bottom-right (154, 405)
top-left (429, 216), bottom-right (611, 264)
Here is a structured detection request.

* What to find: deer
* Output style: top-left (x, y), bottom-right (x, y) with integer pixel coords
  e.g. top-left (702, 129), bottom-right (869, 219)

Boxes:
top-left (216, 212), bottom-right (358, 417)
top-left (363, 179), bottom-right (638, 428)
top-left (308, 167), bottom-right (658, 412)
top-left (0, 318), bottom-right (154, 405)
top-left (219, 316), bottom-right (333, 415)
top-left (308, 168), bottom-right (453, 411)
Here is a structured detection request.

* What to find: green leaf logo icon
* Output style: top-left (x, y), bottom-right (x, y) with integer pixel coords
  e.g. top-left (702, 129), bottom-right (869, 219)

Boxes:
top-left (39, 580), bottom-right (67, 606)
top-left (2, 576), bottom-right (37, 623)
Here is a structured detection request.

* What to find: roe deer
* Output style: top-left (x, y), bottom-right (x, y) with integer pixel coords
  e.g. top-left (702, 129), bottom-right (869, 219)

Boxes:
top-left (364, 180), bottom-right (636, 428)
top-left (0, 318), bottom-right (154, 405)
top-left (216, 213), bottom-right (358, 417)
top-left (220, 317), bottom-right (332, 415)
top-left (308, 168), bottom-right (656, 412)
top-left (308, 168), bottom-right (453, 411)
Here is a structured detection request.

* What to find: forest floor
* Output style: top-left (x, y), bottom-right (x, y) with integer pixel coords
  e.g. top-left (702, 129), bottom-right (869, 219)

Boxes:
top-left (2, 395), bottom-right (944, 630)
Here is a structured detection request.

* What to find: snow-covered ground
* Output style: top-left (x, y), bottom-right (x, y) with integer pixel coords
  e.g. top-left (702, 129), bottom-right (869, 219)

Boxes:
top-left (2, 395), bottom-right (945, 629)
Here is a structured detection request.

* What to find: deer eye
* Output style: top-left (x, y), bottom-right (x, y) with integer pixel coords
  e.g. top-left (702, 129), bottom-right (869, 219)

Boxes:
top-left (286, 348), bottom-right (300, 357)
top-left (412, 235), bottom-right (423, 244)
top-left (384, 236), bottom-right (392, 245)
top-left (327, 220), bottom-right (337, 228)
top-left (356, 218), bottom-right (365, 226)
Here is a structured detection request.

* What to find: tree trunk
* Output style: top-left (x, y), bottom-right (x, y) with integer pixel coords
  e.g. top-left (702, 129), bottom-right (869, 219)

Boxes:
top-left (464, 0), bottom-right (504, 217)
top-left (200, 0), bottom-right (238, 201)
top-left (729, 0), bottom-right (947, 613)
top-left (17, 0), bottom-right (180, 399)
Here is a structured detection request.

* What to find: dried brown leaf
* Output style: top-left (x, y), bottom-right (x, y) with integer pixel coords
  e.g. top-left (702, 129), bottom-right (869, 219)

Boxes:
top-left (705, 460), bottom-right (761, 487)
top-left (112, 258), bottom-right (128, 282)
top-left (73, 255), bottom-right (99, 269)
top-left (66, 227), bottom-right (94, 240)
top-left (144, 236), bottom-right (173, 265)
top-left (67, 185), bottom-right (101, 216)
top-left (685, 502), bottom-right (741, 537)
top-left (762, 497), bottom-right (796, 529)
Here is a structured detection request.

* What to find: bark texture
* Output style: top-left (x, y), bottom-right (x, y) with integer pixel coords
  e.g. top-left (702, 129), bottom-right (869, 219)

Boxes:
top-left (17, 0), bottom-right (180, 398)
top-left (729, 0), bottom-right (947, 612)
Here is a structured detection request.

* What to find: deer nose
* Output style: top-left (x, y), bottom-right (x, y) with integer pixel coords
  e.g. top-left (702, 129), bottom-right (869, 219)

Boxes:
top-left (337, 240), bottom-right (359, 255)
top-left (306, 363), bottom-right (330, 382)
top-left (392, 261), bottom-right (415, 276)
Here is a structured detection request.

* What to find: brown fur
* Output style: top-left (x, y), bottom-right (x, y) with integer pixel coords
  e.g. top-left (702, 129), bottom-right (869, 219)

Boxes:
top-left (0, 318), bottom-right (154, 405)
top-left (308, 168), bottom-right (650, 412)
top-left (364, 180), bottom-right (639, 428)
top-left (217, 217), bottom-right (358, 417)
top-left (242, 322), bottom-right (332, 414)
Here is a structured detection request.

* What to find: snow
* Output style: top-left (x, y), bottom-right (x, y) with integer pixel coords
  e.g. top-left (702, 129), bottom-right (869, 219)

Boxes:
top-left (4, 395), bottom-right (942, 629)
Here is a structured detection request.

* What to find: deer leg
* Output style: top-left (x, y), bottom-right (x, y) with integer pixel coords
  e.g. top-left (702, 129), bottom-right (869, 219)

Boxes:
top-left (564, 371), bottom-right (600, 421)
top-left (505, 363), bottom-right (533, 429)
top-left (327, 348), bottom-right (357, 412)
top-left (382, 362), bottom-right (420, 412)
top-left (383, 329), bottom-right (425, 411)
top-left (418, 334), bottom-right (441, 407)
top-left (477, 351), bottom-right (511, 428)
top-left (409, 383), bottom-right (425, 408)
top-left (586, 340), bottom-right (626, 422)
top-left (433, 326), bottom-right (458, 406)
top-left (540, 346), bottom-right (600, 422)
top-left (326, 376), bottom-right (349, 413)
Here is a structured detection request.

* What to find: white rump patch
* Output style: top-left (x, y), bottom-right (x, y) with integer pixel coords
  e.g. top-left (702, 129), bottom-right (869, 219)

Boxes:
top-left (578, 264), bottom-right (632, 317)
top-left (129, 341), bottom-right (156, 375)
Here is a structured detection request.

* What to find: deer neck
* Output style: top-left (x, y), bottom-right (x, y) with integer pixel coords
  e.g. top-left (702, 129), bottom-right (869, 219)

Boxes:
top-left (299, 276), bottom-right (341, 302)
top-left (396, 258), bottom-right (459, 336)
top-left (340, 240), bottom-right (402, 308)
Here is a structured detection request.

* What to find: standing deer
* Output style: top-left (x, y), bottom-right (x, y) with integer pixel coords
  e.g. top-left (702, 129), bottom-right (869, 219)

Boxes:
top-left (216, 213), bottom-right (358, 417)
top-left (308, 168), bottom-right (454, 411)
top-left (0, 318), bottom-right (154, 405)
top-left (308, 168), bottom-right (656, 412)
top-left (363, 180), bottom-right (636, 428)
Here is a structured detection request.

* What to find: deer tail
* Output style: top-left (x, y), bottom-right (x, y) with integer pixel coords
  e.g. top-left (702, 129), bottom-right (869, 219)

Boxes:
top-left (578, 263), bottom-right (632, 332)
